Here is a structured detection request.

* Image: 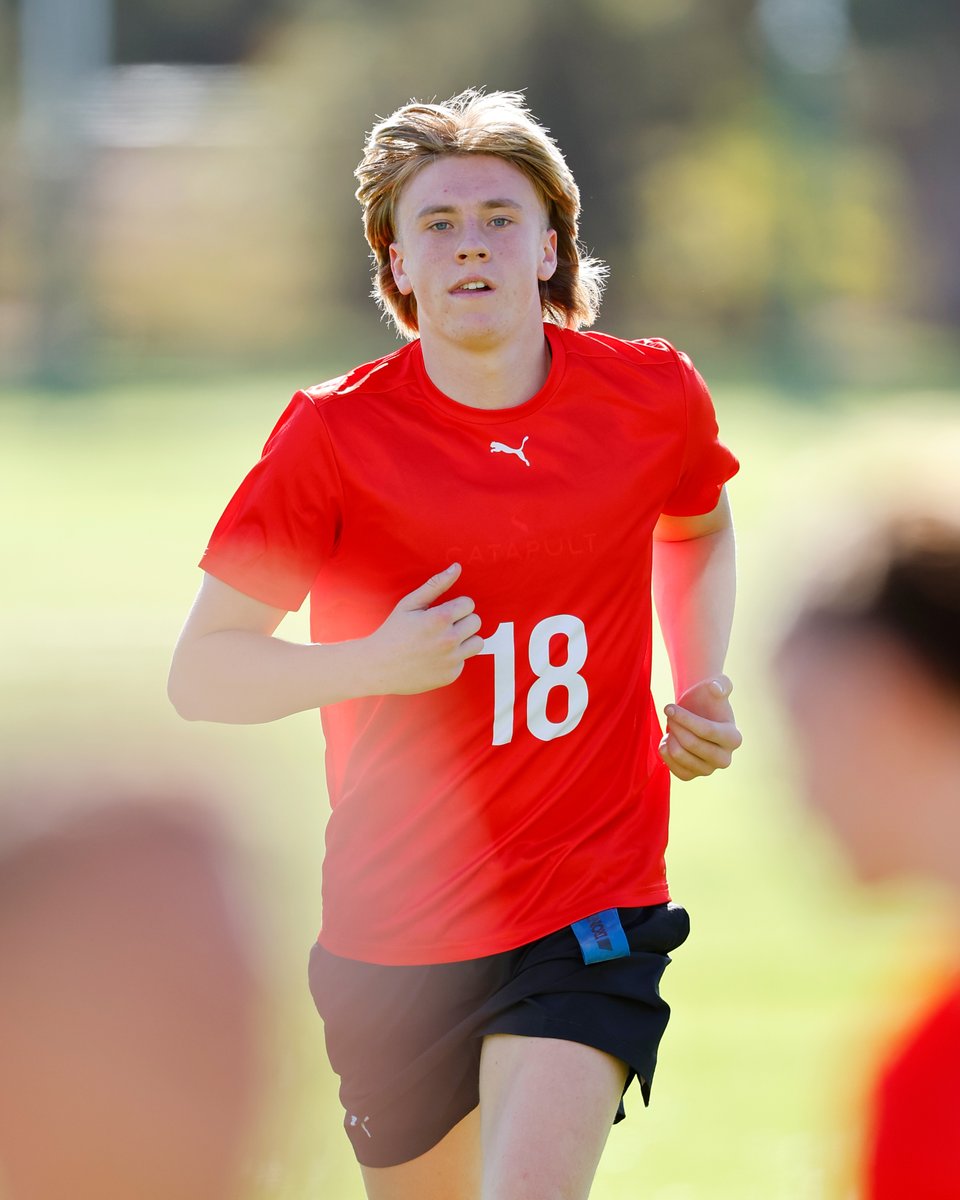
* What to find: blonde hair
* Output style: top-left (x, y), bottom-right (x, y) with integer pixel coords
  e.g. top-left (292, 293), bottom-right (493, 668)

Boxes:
top-left (354, 88), bottom-right (606, 338)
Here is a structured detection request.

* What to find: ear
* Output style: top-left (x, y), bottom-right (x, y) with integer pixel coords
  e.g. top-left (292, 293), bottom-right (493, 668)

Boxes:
top-left (389, 243), bottom-right (414, 296)
top-left (538, 228), bottom-right (559, 282)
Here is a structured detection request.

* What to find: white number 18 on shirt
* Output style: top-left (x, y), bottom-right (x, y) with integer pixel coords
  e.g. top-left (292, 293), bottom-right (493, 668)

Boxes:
top-left (478, 615), bottom-right (588, 745)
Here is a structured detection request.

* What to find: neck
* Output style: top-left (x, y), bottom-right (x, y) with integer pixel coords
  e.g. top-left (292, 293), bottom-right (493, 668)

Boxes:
top-left (418, 316), bottom-right (552, 410)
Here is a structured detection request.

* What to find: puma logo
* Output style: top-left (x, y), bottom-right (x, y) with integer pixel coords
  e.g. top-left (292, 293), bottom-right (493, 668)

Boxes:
top-left (490, 436), bottom-right (530, 467)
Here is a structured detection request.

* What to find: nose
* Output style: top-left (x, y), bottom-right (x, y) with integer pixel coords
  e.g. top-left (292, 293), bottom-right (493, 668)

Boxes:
top-left (456, 223), bottom-right (490, 262)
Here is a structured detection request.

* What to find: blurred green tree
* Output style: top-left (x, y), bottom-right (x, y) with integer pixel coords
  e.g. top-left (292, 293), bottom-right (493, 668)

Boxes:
top-left (113, 0), bottom-right (292, 65)
top-left (1, 0), bottom-right (956, 387)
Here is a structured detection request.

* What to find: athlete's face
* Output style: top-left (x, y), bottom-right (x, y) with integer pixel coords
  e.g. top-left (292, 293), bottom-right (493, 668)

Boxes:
top-left (389, 155), bottom-right (558, 351)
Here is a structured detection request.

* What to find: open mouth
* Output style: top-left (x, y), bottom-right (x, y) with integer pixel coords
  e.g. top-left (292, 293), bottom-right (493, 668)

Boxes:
top-left (451, 280), bottom-right (494, 294)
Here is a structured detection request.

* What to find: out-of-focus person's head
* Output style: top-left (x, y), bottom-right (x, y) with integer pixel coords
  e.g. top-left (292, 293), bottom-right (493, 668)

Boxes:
top-left (354, 87), bottom-right (606, 338)
top-left (777, 516), bottom-right (960, 886)
top-left (0, 794), bottom-right (264, 1200)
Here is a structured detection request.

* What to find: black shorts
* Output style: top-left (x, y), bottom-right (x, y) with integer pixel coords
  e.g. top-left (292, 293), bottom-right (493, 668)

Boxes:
top-left (308, 902), bottom-right (690, 1168)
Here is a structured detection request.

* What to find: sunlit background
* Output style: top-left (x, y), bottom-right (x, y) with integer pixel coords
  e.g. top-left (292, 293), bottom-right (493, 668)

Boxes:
top-left (1, 2), bottom-right (959, 1197)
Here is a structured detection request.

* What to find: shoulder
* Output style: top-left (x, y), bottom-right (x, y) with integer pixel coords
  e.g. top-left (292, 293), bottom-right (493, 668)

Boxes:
top-left (553, 328), bottom-right (707, 415)
top-left (301, 341), bottom-right (419, 411)
top-left (555, 327), bottom-right (693, 379)
top-left (263, 342), bottom-right (418, 452)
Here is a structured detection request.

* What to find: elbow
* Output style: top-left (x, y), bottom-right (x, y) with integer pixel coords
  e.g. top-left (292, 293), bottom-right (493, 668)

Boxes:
top-left (167, 659), bottom-right (205, 722)
top-left (167, 679), bottom-right (199, 722)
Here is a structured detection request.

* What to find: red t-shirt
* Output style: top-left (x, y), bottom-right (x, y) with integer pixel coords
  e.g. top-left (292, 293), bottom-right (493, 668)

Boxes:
top-left (865, 981), bottom-right (960, 1198)
top-left (200, 323), bottom-right (739, 964)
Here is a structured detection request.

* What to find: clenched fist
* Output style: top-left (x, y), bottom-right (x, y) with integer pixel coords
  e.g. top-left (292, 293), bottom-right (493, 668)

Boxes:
top-left (658, 675), bottom-right (742, 781)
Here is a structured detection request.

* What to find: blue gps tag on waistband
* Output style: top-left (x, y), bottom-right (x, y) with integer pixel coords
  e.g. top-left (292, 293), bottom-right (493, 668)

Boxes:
top-left (570, 908), bottom-right (630, 965)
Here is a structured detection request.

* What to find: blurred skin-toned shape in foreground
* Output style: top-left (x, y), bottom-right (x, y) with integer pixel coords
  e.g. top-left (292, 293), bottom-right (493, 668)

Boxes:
top-left (777, 516), bottom-right (960, 1199)
top-left (0, 795), bottom-right (265, 1200)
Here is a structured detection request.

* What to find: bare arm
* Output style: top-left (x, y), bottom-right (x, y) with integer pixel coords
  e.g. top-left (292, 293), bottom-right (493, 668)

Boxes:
top-left (652, 487), bottom-right (742, 780)
top-left (167, 564), bottom-right (483, 725)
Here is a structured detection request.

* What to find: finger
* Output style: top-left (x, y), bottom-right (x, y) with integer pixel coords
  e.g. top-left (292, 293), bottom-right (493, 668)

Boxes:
top-left (658, 737), bottom-right (698, 782)
top-left (710, 675), bottom-right (733, 700)
top-left (666, 705), bottom-right (741, 750)
top-left (666, 763), bottom-right (698, 782)
top-left (665, 719), bottom-right (712, 758)
top-left (460, 633), bottom-right (485, 660)
top-left (662, 720), bottom-right (715, 768)
top-left (433, 594), bottom-right (476, 624)
top-left (666, 720), bottom-right (734, 769)
top-left (659, 733), bottom-right (714, 779)
top-left (679, 675), bottom-right (733, 702)
top-left (396, 564), bottom-right (461, 612)
top-left (452, 611), bottom-right (483, 642)
top-left (674, 676), bottom-right (736, 724)
top-left (665, 704), bottom-right (727, 742)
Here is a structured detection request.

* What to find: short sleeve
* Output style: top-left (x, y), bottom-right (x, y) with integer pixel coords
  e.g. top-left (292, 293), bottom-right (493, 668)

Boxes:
top-left (661, 349), bottom-right (739, 516)
top-left (199, 391), bottom-right (343, 611)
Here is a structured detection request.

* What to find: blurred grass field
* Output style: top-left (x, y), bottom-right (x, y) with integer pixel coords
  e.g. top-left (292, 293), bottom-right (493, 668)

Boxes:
top-left (2, 372), bottom-right (959, 1199)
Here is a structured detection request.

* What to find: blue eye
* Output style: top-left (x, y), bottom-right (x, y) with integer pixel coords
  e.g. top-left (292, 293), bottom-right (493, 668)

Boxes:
top-left (490, 217), bottom-right (511, 228)
top-left (430, 220), bottom-right (452, 231)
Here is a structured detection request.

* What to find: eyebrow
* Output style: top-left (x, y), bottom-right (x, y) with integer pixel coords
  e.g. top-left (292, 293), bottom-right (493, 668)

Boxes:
top-left (415, 198), bottom-right (524, 219)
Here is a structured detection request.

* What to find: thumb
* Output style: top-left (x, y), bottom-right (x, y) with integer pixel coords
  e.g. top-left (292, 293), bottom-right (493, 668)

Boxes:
top-left (396, 563), bottom-right (462, 611)
top-left (671, 674), bottom-right (734, 721)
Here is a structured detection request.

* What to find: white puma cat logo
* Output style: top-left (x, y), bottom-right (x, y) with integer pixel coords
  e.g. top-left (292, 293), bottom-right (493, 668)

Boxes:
top-left (490, 436), bottom-right (531, 467)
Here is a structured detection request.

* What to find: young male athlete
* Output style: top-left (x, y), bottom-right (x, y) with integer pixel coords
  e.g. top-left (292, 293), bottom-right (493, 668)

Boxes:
top-left (169, 89), bottom-right (742, 1200)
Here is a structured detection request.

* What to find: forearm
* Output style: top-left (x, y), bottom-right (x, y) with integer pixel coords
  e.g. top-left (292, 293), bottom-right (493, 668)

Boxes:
top-left (652, 523), bottom-right (737, 698)
top-left (168, 630), bottom-right (377, 724)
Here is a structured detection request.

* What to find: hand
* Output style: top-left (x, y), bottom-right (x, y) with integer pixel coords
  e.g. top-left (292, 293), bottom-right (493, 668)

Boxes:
top-left (364, 563), bottom-right (484, 695)
top-left (658, 675), bottom-right (742, 781)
